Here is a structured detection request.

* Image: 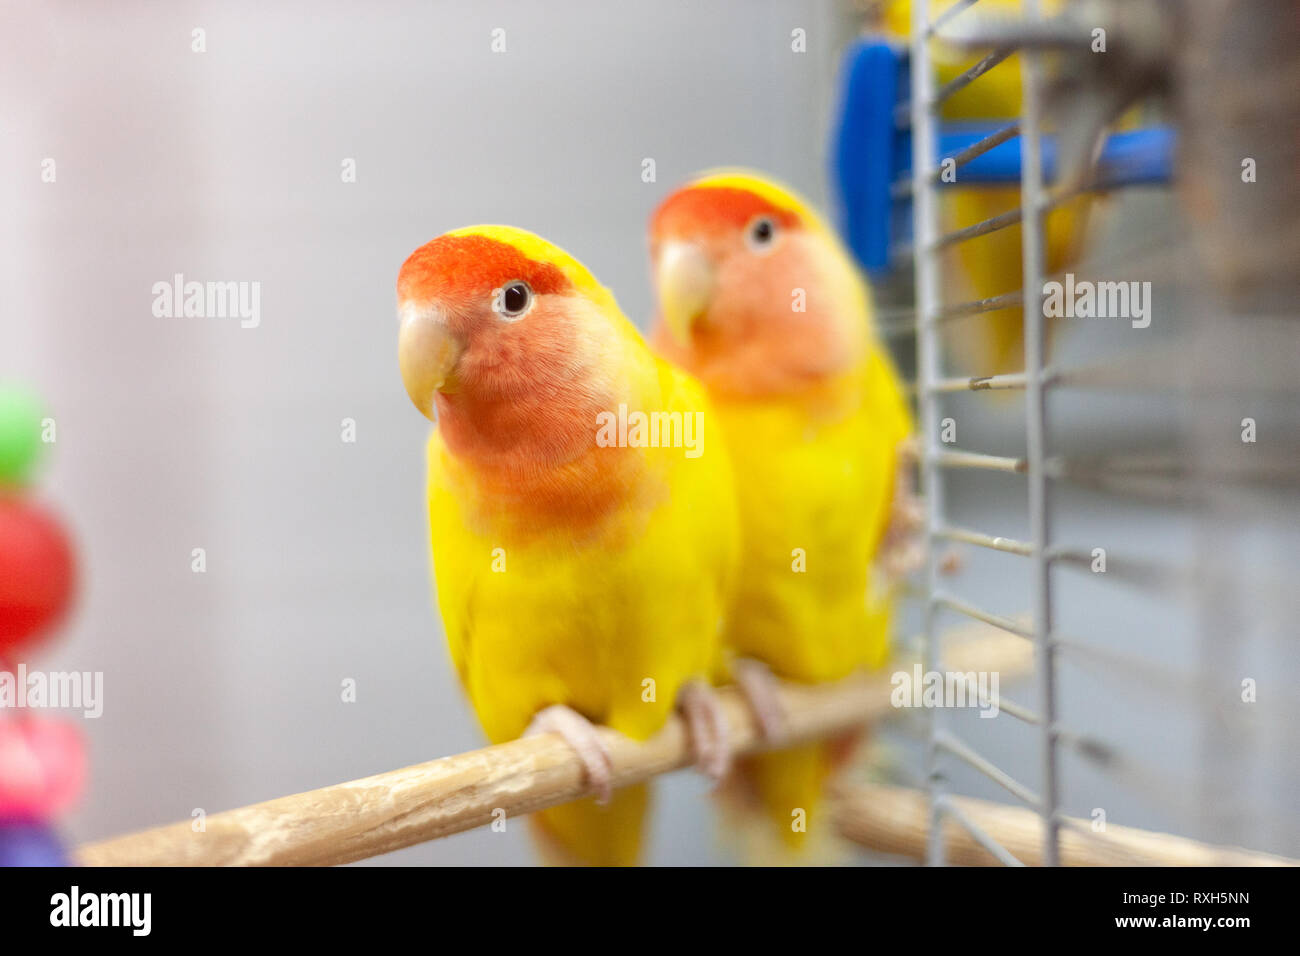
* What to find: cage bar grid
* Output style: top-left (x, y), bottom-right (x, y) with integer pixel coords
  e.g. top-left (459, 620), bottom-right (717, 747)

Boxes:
top-left (908, 0), bottom-right (1064, 867)
top-left (895, 0), bottom-right (1294, 868)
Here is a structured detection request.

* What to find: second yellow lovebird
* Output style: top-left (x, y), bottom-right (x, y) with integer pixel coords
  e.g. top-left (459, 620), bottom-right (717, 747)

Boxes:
top-left (397, 225), bottom-right (739, 866)
top-left (649, 171), bottom-right (914, 858)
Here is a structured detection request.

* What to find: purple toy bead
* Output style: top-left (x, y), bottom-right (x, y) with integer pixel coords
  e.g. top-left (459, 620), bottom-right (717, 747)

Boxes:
top-left (0, 818), bottom-right (67, 866)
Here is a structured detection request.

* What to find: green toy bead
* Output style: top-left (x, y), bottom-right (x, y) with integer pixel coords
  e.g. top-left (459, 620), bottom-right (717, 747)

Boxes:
top-left (0, 384), bottom-right (46, 487)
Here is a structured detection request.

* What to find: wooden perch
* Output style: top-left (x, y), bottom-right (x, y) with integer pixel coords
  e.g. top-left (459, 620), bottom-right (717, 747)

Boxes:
top-left (78, 627), bottom-right (1030, 866)
top-left (833, 783), bottom-right (1297, 867)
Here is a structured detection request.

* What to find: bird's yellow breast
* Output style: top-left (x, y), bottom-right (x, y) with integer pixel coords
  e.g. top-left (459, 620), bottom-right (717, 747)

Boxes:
top-left (713, 347), bottom-right (910, 683)
top-left (425, 359), bottom-right (738, 745)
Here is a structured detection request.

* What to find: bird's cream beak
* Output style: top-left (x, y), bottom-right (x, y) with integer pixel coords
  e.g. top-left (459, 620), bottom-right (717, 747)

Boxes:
top-left (655, 241), bottom-right (716, 348)
top-left (398, 304), bottom-right (463, 421)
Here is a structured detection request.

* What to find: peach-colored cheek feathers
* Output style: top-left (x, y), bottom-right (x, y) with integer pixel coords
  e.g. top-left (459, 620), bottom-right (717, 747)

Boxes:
top-left (658, 234), bottom-right (864, 399)
top-left (434, 299), bottom-right (586, 454)
top-left (432, 295), bottom-right (653, 536)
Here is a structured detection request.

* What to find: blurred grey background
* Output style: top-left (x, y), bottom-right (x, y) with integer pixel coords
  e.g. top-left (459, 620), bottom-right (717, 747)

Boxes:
top-left (3, 1), bottom-right (1296, 865)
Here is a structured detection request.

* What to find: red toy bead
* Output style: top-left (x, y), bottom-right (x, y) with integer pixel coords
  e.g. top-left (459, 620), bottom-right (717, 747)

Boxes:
top-left (0, 496), bottom-right (76, 658)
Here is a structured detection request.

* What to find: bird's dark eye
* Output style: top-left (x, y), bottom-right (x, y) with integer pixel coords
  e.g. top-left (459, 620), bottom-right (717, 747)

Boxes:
top-left (747, 216), bottom-right (777, 251)
top-left (497, 281), bottom-right (532, 318)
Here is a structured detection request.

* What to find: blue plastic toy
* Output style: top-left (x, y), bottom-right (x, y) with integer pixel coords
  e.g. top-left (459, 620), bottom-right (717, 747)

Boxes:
top-left (832, 39), bottom-right (1175, 276)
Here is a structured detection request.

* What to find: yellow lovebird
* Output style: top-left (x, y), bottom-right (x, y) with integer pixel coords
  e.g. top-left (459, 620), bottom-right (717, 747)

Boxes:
top-left (649, 171), bottom-right (914, 856)
top-left (881, 0), bottom-right (1093, 376)
top-left (397, 225), bottom-right (739, 866)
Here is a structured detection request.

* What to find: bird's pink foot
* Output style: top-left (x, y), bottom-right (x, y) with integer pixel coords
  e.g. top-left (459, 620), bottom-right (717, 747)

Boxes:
top-left (733, 657), bottom-right (788, 744)
top-left (676, 680), bottom-right (731, 783)
top-left (525, 705), bottom-right (613, 805)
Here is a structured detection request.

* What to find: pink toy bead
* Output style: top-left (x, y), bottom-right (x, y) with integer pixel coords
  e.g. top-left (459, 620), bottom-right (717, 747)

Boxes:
top-left (0, 715), bottom-right (86, 819)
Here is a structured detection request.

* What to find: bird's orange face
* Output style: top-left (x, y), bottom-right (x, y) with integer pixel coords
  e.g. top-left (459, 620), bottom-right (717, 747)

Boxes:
top-left (397, 227), bottom-right (659, 528)
top-left (397, 232), bottom-right (581, 412)
top-left (649, 178), bottom-right (865, 398)
top-left (397, 226), bottom-right (634, 475)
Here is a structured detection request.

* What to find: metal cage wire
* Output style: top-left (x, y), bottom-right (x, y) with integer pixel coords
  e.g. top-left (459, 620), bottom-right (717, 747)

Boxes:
top-left (906, 0), bottom-right (1057, 867)
top-left (899, 0), bottom-right (1297, 866)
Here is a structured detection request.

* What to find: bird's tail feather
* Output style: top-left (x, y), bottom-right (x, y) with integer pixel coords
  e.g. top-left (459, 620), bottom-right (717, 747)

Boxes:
top-left (716, 729), bottom-right (865, 864)
top-left (528, 784), bottom-right (648, 867)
